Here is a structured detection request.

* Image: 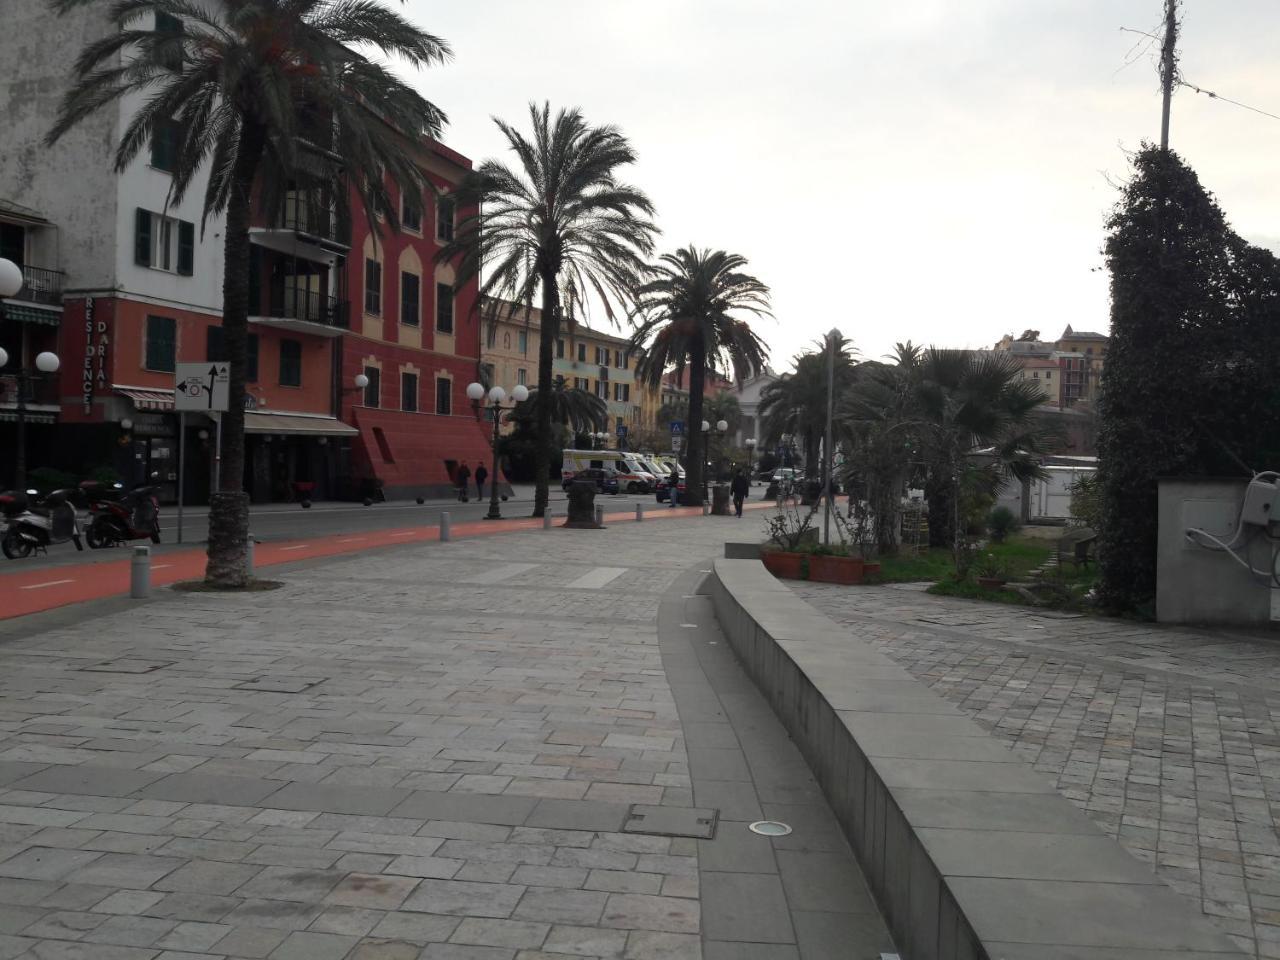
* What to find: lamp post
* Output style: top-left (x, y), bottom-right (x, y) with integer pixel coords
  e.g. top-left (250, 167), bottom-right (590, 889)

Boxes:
top-left (0, 256), bottom-right (60, 489)
top-left (468, 381), bottom-right (528, 520)
top-left (823, 327), bottom-right (840, 545)
top-left (745, 437), bottom-right (756, 484)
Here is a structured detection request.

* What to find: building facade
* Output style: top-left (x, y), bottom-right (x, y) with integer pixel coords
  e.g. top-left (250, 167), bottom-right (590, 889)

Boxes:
top-left (480, 299), bottom-right (541, 435)
top-left (553, 324), bottom-right (641, 447)
top-left (992, 325), bottom-right (1109, 408)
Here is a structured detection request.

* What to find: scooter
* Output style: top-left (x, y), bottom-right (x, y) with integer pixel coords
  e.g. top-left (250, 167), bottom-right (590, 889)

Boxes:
top-left (80, 481), bottom-right (161, 548)
top-left (0, 489), bottom-right (85, 559)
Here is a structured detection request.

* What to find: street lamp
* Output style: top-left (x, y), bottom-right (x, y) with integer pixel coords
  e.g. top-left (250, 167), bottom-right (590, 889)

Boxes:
top-left (745, 437), bottom-right (757, 484)
top-left (468, 380), bottom-right (528, 520)
top-left (823, 327), bottom-right (841, 545)
top-left (0, 261), bottom-right (60, 488)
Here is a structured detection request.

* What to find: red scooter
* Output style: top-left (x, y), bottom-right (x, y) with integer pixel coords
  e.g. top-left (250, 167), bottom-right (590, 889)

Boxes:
top-left (80, 481), bottom-right (161, 549)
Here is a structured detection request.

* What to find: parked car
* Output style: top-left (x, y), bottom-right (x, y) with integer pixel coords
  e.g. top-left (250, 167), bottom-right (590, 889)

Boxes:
top-left (562, 468), bottom-right (620, 495)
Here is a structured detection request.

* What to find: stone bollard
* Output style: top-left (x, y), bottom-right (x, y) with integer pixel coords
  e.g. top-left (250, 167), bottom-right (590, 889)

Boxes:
top-left (702, 502), bottom-right (710, 516)
top-left (635, 504), bottom-right (643, 522)
top-left (440, 511), bottom-right (451, 542)
top-left (543, 511), bottom-right (553, 529)
top-left (130, 545), bottom-right (150, 598)
top-left (246, 532), bottom-right (255, 577)
top-left (595, 505), bottom-right (605, 528)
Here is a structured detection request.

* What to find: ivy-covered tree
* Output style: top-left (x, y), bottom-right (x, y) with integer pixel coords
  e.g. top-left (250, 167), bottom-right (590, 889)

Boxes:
top-left (1096, 146), bottom-right (1280, 613)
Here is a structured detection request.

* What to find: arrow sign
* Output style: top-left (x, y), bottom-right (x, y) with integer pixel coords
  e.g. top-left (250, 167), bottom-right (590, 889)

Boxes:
top-left (175, 361), bottom-right (229, 412)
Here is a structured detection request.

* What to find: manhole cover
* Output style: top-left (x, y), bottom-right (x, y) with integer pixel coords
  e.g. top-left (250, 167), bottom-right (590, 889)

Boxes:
top-left (623, 804), bottom-right (718, 839)
top-left (748, 820), bottom-right (793, 837)
top-left (233, 677), bottom-right (325, 694)
top-left (80, 659), bottom-right (173, 674)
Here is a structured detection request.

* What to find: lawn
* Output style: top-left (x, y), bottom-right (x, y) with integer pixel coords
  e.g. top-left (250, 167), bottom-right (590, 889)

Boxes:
top-left (873, 537), bottom-right (1052, 583)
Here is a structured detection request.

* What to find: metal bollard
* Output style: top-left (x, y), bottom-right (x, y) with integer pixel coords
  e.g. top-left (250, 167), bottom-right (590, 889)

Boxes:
top-left (130, 545), bottom-right (150, 598)
top-left (595, 505), bottom-right (604, 527)
top-left (543, 510), bottom-right (553, 529)
top-left (440, 511), bottom-right (451, 542)
top-left (635, 504), bottom-right (643, 522)
top-left (246, 532), bottom-right (255, 577)
top-left (702, 502), bottom-right (710, 516)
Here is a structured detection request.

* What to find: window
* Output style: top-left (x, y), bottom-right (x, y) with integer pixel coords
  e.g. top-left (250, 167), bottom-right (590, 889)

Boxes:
top-left (436, 196), bottom-right (455, 241)
top-left (486, 325), bottom-right (497, 348)
top-left (150, 118), bottom-right (181, 173)
top-left (622, 352), bottom-right (629, 370)
top-left (401, 372), bottom-right (418, 412)
top-left (574, 377), bottom-right (589, 391)
top-left (595, 380), bottom-right (608, 399)
top-left (135, 209), bottom-right (193, 275)
top-left (436, 283), bottom-right (454, 333)
top-left (614, 383), bottom-right (630, 402)
top-left (594, 346), bottom-right (606, 365)
top-left (576, 343), bottom-right (586, 362)
top-left (517, 368), bottom-right (527, 386)
top-left (518, 330), bottom-right (528, 355)
top-left (1045, 370), bottom-right (1052, 379)
top-left (363, 366), bottom-right (380, 407)
top-left (154, 11), bottom-right (183, 71)
top-left (503, 333), bottom-right (510, 349)
top-left (436, 376), bottom-right (452, 415)
top-left (556, 339), bottom-right (565, 359)
top-left (145, 315), bottom-right (176, 372)
top-left (402, 193), bottom-right (422, 232)
top-left (279, 338), bottom-right (301, 387)
top-left (400, 271), bottom-right (420, 326)
top-left (598, 366), bottom-right (609, 382)
top-left (364, 259), bottom-right (382, 314)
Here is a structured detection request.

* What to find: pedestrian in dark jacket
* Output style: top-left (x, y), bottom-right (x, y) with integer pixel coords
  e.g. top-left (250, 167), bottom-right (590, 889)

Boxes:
top-left (456, 462), bottom-right (471, 501)
top-left (668, 466), bottom-right (680, 507)
top-left (730, 470), bottom-right (750, 517)
top-left (475, 463), bottom-right (489, 501)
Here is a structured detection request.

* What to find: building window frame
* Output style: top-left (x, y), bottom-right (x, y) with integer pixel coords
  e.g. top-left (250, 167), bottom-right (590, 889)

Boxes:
top-left (364, 258), bottom-right (382, 315)
top-left (401, 371), bottom-right (419, 412)
top-left (436, 282), bottom-right (454, 334)
top-left (363, 366), bottom-right (380, 408)
top-left (144, 315), bottom-right (176, 373)
top-left (435, 376), bottom-right (452, 415)
top-left (400, 270), bottom-right (420, 327)
top-left (436, 196), bottom-right (455, 242)
top-left (278, 338), bottom-right (302, 387)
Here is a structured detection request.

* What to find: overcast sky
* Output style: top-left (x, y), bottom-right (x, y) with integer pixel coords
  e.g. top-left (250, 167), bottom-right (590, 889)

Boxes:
top-left (401, 0), bottom-right (1280, 372)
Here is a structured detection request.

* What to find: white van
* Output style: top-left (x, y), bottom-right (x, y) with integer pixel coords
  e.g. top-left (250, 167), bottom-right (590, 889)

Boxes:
top-left (561, 450), bottom-right (656, 493)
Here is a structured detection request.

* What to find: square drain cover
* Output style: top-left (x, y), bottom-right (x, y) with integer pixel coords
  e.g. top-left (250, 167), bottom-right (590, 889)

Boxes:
top-left (623, 804), bottom-right (718, 840)
top-left (234, 677), bottom-right (325, 693)
top-left (80, 659), bottom-right (174, 674)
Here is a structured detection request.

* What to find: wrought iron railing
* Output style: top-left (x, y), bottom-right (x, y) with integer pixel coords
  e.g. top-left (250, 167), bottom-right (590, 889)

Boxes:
top-left (9, 265), bottom-right (64, 306)
top-left (265, 288), bottom-right (349, 329)
top-left (276, 192), bottom-right (348, 245)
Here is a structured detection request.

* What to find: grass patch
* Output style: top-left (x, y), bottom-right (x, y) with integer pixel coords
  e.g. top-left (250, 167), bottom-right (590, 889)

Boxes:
top-left (872, 537), bottom-right (1052, 584)
top-left (926, 579), bottom-right (1029, 604)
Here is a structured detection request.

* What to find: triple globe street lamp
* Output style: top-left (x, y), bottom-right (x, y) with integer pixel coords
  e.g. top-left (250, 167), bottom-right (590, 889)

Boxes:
top-left (0, 257), bottom-right (60, 489)
top-left (700, 418), bottom-right (729, 500)
top-left (467, 380), bottom-right (529, 520)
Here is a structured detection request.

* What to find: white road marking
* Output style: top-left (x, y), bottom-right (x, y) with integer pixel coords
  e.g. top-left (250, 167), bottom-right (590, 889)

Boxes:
top-left (389, 531), bottom-right (416, 537)
top-left (280, 545), bottom-right (309, 552)
top-left (567, 567), bottom-right (627, 590)
top-left (337, 537), bottom-right (366, 543)
top-left (21, 579), bottom-right (75, 591)
top-left (462, 562), bottom-right (539, 585)
top-left (152, 564), bottom-right (172, 570)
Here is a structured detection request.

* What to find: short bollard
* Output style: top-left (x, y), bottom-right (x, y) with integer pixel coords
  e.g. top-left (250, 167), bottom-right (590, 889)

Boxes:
top-left (595, 505), bottom-right (605, 527)
top-left (543, 511), bottom-right (553, 529)
top-left (635, 504), bottom-right (643, 522)
top-left (246, 533), bottom-right (255, 576)
top-left (702, 502), bottom-right (710, 516)
top-left (440, 511), bottom-right (452, 542)
top-left (130, 545), bottom-right (150, 599)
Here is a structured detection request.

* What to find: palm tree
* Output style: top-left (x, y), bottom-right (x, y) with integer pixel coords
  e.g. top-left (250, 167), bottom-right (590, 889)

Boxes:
top-left (440, 104), bottom-right (656, 517)
top-left (50, 0), bottom-right (449, 586)
top-left (705, 390), bottom-right (743, 436)
top-left (511, 375), bottom-right (607, 435)
top-left (630, 248), bottom-right (771, 506)
top-left (759, 336), bottom-right (858, 480)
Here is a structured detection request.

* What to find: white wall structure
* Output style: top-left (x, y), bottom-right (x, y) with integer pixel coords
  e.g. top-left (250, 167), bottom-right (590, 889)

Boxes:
top-left (733, 366), bottom-right (777, 448)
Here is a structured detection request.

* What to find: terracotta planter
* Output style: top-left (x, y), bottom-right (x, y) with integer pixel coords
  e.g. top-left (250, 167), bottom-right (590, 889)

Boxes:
top-left (762, 551), bottom-right (805, 580)
top-left (863, 561), bottom-right (882, 580)
top-left (977, 576), bottom-right (1007, 589)
top-left (808, 555), bottom-right (865, 585)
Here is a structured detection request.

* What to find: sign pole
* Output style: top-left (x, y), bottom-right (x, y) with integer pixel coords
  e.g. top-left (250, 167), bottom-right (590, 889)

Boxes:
top-left (177, 411), bottom-right (185, 545)
top-left (214, 412), bottom-right (223, 491)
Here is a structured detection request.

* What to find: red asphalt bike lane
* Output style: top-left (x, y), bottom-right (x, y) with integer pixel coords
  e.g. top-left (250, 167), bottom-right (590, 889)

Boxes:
top-left (0, 501), bottom-right (776, 621)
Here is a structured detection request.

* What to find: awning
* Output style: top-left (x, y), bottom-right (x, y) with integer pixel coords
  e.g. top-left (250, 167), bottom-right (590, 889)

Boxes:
top-left (0, 408), bottom-right (56, 424)
top-left (244, 411), bottom-right (358, 436)
top-left (116, 386), bottom-right (175, 411)
top-left (1, 302), bottom-right (61, 326)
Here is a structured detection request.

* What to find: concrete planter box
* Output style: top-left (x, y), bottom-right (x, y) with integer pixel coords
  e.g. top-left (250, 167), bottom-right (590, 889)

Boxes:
top-left (761, 550), bottom-right (804, 580)
top-left (808, 554), bottom-right (864, 584)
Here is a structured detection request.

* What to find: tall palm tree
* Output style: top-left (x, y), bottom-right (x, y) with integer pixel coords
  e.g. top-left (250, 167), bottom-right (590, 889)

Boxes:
top-left (705, 390), bottom-right (743, 436)
top-left (510, 375), bottom-right (607, 435)
top-left (50, 0), bottom-right (450, 586)
top-left (440, 103), bottom-right (656, 517)
top-left (759, 336), bottom-right (857, 479)
top-left (629, 248), bottom-right (771, 506)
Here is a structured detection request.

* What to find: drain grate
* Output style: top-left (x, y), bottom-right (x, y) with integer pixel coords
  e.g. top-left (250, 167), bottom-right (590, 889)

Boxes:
top-left (79, 659), bottom-right (173, 674)
top-left (233, 676), bottom-right (326, 694)
top-left (623, 804), bottom-right (718, 840)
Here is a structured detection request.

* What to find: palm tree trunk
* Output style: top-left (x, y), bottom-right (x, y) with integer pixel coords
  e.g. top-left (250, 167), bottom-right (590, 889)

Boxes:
top-left (531, 269), bottom-right (558, 518)
top-left (685, 339), bottom-right (706, 507)
top-left (205, 121), bottom-right (266, 587)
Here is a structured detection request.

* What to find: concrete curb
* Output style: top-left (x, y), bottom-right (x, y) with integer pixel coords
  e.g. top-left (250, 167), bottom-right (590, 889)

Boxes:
top-left (708, 557), bottom-right (1246, 960)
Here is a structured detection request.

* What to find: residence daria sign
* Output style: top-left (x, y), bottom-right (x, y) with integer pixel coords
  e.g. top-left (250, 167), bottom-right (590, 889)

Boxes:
top-left (175, 362), bottom-right (229, 411)
top-left (82, 297), bottom-right (109, 414)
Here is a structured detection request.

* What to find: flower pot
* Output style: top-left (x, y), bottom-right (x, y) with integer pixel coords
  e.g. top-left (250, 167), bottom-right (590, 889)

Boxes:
top-left (863, 561), bottom-right (882, 580)
top-left (808, 554), bottom-right (865, 585)
top-left (762, 551), bottom-right (805, 580)
top-left (977, 576), bottom-right (1006, 589)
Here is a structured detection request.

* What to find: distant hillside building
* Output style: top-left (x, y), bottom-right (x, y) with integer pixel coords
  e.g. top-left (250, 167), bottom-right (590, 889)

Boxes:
top-left (992, 325), bottom-right (1109, 407)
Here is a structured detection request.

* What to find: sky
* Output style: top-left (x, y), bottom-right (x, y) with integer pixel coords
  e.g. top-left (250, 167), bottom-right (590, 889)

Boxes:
top-left (399, 0), bottom-right (1280, 372)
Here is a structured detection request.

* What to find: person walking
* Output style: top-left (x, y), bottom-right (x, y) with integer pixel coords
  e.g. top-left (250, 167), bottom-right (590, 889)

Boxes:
top-left (475, 463), bottom-right (489, 502)
top-left (455, 461), bottom-right (471, 502)
top-left (668, 465), bottom-right (680, 508)
top-left (730, 469), bottom-right (750, 518)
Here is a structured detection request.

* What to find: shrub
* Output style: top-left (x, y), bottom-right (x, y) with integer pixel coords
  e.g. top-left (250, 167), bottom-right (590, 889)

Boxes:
top-left (26, 467), bottom-right (77, 495)
top-left (1069, 473), bottom-right (1101, 529)
top-left (988, 505), bottom-right (1020, 543)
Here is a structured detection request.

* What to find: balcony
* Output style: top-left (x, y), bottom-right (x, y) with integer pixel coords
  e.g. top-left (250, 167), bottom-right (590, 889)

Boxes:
top-left (0, 374), bottom-right (60, 423)
top-left (250, 191), bottom-right (349, 263)
top-left (250, 288), bottom-right (349, 339)
top-left (1, 265), bottom-right (64, 317)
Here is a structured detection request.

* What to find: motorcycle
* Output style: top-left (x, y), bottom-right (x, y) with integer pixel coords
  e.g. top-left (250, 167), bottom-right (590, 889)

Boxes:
top-left (0, 489), bottom-right (85, 559)
top-left (80, 481), bottom-right (161, 549)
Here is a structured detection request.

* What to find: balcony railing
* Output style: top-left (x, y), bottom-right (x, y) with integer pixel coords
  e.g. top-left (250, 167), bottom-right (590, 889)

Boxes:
top-left (0, 374), bottom-right (60, 407)
top-left (5, 265), bottom-right (64, 307)
top-left (265, 288), bottom-right (349, 329)
top-left (276, 192), bottom-right (347, 245)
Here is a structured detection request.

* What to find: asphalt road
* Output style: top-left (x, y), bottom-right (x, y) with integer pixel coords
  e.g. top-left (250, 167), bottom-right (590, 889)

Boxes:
top-left (2, 489), bottom-right (670, 572)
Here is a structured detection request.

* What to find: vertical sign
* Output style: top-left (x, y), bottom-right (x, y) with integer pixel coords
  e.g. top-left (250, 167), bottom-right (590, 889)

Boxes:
top-left (81, 298), bottom-right (110, 414)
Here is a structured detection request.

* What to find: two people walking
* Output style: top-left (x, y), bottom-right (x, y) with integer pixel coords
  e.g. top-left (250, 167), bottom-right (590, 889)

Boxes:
top-left (455, 461), bottom-right (489, 502)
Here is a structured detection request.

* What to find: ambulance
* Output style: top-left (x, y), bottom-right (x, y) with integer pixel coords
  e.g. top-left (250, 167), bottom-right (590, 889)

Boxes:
top-left (561, 450), bottom-right (657, 493)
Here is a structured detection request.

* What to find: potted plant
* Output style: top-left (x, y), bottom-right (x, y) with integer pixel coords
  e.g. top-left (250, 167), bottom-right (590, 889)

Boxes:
top-left (806, 542), bottom-right (866, 585)
top-left (975, 553), bottom-right (1008, 589)
top-left (761, 504), bottom-right (817, 580)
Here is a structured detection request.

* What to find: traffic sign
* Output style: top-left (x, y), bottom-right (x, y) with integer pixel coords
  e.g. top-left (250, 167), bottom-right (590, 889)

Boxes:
top-left (671, 434), bottom-right (682, 453)
top-left (175, 362), bottom-right (229, 411)
top-left (616, 424), bottom-right (628, 437)
top-left (669, 420), bottom-right (684, 435)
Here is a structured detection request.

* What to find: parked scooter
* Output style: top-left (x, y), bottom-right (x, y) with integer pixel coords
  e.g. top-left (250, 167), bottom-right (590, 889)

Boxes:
top-left (0, 489), bottom-right (85, 559)
top-left (80, 481), bottom-right (161, 549)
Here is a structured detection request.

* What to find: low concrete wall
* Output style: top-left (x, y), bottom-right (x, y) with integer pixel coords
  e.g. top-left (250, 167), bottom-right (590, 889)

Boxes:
top-left (709, 558), bottom-right (1245, 960)
top-left (1158, 477), bottom-right (1275, 625)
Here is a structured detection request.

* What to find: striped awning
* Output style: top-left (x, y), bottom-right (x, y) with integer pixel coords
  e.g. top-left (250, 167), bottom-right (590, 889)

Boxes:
top-left (116, 386), bottom-right (175, 411)
top-left (244, 411), bottom-right (357, 436)
top-left (1, 302), bottom-right (61, 326)
top-left (0, 407), bottom-right (56, 424)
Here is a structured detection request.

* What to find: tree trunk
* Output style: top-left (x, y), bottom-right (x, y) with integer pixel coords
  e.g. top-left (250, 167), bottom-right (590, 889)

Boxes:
top-left (925, 470), bottom-right (953, 549)
top-left (531, 269), bottom-right (558, 518)
top-left (685, 340), bottom-right (706, 506)
top-left (205, 121), bottom-right (266, 587)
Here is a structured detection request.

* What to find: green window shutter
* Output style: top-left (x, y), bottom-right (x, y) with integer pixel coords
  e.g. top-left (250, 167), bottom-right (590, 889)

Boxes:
top-left (177, 221), bottom-right (194, 276)
top-left (146, 315), bottom-right (176, 372)
top-left (135, 209), bottom-right (152, 266)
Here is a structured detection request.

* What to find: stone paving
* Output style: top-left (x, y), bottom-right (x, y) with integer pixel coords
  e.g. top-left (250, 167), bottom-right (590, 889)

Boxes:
top-left (794, 579), bottom-right (1280, 959)
top-left (0, 514), bottom-right (886, 960)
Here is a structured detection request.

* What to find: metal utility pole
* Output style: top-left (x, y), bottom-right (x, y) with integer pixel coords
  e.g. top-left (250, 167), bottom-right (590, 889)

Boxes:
top-left (1159, 0), bottom-right (1178, 150)
top-left (822, 328), bottom-right (839, 546)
